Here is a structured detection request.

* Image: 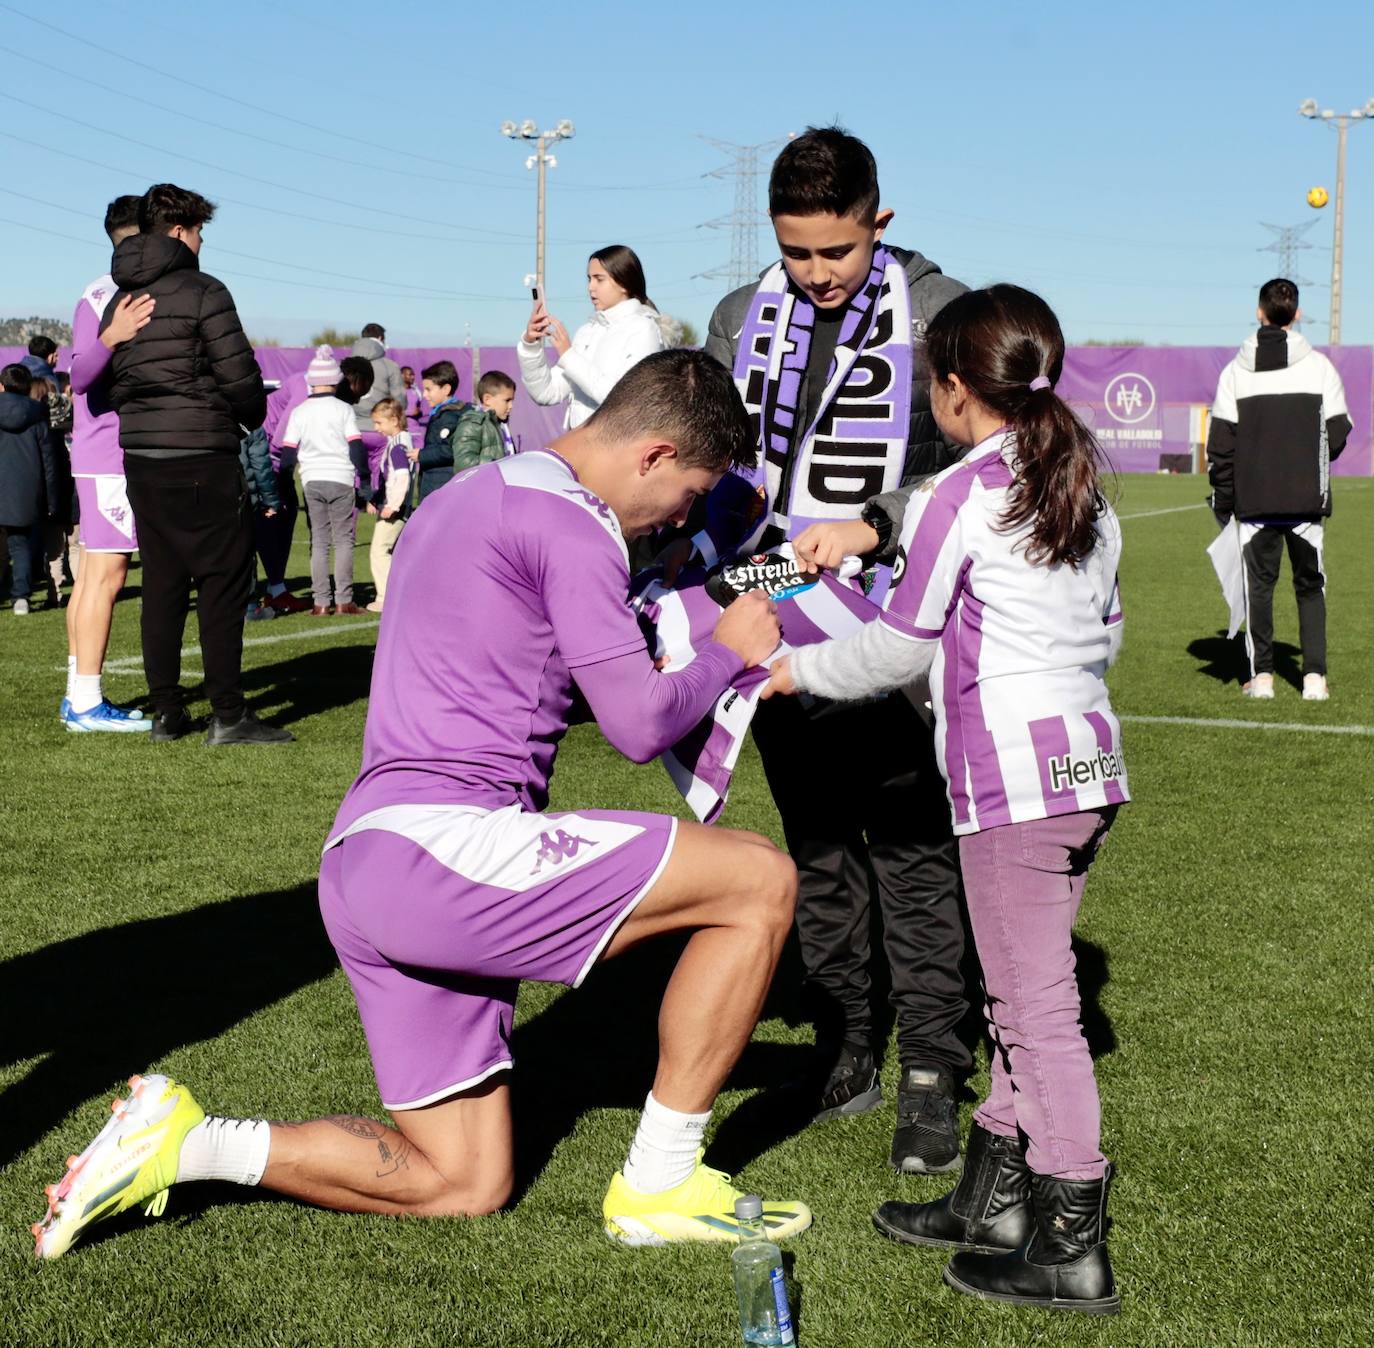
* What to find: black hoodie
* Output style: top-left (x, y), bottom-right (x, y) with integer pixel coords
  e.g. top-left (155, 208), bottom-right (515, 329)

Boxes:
top-left (102, 233), bottom-right (266, 456)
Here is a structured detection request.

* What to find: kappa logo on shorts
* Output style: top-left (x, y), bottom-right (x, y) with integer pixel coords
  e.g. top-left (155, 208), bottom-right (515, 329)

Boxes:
top-left (530, 829), bottom-right (598, 875)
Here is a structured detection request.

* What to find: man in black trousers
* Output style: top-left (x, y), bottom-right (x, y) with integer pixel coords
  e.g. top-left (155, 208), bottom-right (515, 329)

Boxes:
top-left (104, 183), bottom-right (291, 744)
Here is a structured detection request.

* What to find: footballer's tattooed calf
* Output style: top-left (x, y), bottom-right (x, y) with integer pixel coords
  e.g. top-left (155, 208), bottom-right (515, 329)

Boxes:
top-left (323, 1116), bottom-right (387, 1140)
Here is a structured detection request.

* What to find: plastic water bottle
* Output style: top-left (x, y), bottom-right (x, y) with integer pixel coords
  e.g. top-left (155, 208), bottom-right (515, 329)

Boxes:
top-left (731, 1195), bottom-right (795, 1345)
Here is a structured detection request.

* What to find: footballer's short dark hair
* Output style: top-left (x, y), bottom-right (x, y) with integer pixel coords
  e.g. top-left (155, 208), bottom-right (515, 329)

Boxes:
top-left (1259, 278), bottom-right (1299, 327)
top-left (586, 348), bottom-right (756, 473)
top-left (104, 194), bottom-right (142, 242)
top-left (769, 126), bottom-right (880, 225)
top-left (140, 183), bottom-right (216, 234)
top-left (360, 322), bottom-right (385, 340)
top-left (421, 360), bottom-right (459, 395)
top-left (27, 335), bottom-right (57, 361)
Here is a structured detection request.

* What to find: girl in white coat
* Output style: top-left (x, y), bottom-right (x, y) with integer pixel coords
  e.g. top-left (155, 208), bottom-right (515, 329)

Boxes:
top-left (518, 245), bottom-right (666, 430)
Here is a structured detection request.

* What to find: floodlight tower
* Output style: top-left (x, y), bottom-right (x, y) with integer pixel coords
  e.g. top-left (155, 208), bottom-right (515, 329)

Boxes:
top-left (1298, 96), bottom-right (1374, 344)
top-left (500, 118), bottom-right (575, 298)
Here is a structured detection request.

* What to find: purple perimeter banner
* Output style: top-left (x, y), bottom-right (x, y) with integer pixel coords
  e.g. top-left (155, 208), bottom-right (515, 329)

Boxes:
top-left (5, 342), bottom-right (1369, 476)
top-left (1057, 344), bottom-right (1372, 476)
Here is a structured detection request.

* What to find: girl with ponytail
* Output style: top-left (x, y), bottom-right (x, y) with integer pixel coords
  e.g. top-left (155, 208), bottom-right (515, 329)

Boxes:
top-left (767, 284), bottom-right (1129, 1317)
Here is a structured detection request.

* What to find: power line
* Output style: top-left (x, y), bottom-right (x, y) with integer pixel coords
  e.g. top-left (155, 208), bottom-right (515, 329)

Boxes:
top-left (696, 136), bottom-right (786, 289)
top-left (1257, 220), bottom-right (1319, 288)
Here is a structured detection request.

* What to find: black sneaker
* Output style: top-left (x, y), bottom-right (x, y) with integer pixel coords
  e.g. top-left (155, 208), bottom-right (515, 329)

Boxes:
top-left (204, 710), bottom-right (295, 745)
top-left (890, 1066), bottom-right (962, 1174)
top-left (813, 1043), bottom-right (883, 1123)
top-left (149, 708), bottom-right (199, 742)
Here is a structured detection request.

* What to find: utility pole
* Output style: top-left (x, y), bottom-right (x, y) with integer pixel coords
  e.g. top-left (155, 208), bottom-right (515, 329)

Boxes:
top-left (1298, 97), bottom-right (1374, 344)
top-left (500, 118), bottom-right (575, 298)
top-left (697, 136), bottom-right (789, 289)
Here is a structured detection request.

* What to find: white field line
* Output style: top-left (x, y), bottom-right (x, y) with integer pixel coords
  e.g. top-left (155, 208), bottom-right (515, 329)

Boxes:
top-left (1118, 503), bottom-right (1208, 521)
top-left (1121, 713), bottom-right (1374, 737)
top-left (99, 618), bottom-right (380, 674)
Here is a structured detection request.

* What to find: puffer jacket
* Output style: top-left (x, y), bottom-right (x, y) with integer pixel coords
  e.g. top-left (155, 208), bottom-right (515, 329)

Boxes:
top-left (450, 405), bottom-right (509, 473)
top-left (349, 336), bottom-right (405, 431)
top-left (104, 233), bottom-right (266, 456)
top-left (0, 392), bottom-right (59, 528)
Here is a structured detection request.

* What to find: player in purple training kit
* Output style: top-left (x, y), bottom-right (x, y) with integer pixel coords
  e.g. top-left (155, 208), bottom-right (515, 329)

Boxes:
top-left (35, 349), bottom-right (814, 1259)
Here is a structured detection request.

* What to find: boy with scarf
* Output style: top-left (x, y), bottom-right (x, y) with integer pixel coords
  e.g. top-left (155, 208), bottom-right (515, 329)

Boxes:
top-left (691, 126), bottom-right (972, 1174)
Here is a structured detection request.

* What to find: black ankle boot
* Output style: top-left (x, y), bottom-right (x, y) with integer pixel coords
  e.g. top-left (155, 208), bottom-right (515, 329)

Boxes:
top-left (943, 1166), bottom-right (1120, 1316)
top-left (872, 1123), bottom-right (1031, 1253)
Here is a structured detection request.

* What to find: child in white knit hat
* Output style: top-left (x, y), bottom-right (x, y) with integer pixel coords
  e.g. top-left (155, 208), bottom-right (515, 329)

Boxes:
top-left (279, 345), bottom-right (370, 614)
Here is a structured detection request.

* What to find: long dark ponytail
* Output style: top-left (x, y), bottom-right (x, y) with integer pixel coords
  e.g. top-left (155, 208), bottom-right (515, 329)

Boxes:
top-left (925, 284), bottom-right (1105, 567)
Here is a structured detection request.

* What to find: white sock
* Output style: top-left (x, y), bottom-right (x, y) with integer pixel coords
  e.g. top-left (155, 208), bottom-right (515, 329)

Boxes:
top-left (175, 1116), bottom-right (272, 1186)
top-left (621, 1093), bottom-right (711, 1194)
top-left (69, 672), bottom-right (103, 714)
top-left (266, 581), bottom-right (286, 597)
top-left (65, 656), bottom-right (76, 701)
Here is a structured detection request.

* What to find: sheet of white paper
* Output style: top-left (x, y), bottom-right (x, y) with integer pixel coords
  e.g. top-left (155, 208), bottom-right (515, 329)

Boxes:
top-left (1206, 520), bottom-right (1246, 639)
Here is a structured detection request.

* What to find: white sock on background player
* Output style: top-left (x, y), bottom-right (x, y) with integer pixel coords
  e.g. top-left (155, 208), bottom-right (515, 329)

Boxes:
top-left (621, 1093), bottom-right (711, 1193)
top-left (175, 1117), bottom-right (271, 1186)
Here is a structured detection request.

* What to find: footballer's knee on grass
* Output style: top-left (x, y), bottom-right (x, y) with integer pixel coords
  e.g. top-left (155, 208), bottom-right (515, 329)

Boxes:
top-left (392, 1079), bottom-right (515, 1217)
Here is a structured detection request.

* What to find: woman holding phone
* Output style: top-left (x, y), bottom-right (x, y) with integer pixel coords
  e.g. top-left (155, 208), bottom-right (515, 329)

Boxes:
top-left (517, 245), bottom-right (667, 430)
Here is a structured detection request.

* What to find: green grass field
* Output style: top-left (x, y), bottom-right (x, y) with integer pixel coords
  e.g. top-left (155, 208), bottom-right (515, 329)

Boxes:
top-left (2, 473), bottom-right (1371, 1347)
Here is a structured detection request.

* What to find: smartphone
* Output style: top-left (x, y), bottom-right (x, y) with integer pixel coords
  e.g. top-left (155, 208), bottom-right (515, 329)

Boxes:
top-left (530, 284), bottom-right (544, 308)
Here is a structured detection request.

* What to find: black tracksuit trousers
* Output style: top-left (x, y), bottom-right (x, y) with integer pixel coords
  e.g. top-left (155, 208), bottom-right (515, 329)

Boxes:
top-left (751, 690), bottom-right (971, 1077)
top-left (1242, 522), bottom-right (1327, 677)
top-left (124, 453), bottom-right (254, 720)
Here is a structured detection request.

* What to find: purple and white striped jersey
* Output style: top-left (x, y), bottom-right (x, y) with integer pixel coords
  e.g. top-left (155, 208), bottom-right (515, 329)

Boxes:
top-left (880, 430), bottom-right (1128, 835)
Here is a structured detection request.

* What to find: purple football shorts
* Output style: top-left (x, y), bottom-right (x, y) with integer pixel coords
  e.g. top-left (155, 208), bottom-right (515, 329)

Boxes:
top-left (318, 802), bottom-right (677, 1110)
top-left (74, 475), bottom-right (137, 552)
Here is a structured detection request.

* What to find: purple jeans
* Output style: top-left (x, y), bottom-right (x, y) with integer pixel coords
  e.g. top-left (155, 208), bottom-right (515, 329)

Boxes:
top-left (960, 807), bottom-right (1117, 1180)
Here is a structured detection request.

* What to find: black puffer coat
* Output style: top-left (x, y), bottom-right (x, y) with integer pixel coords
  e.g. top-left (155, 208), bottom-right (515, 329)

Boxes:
top-left (0, 392), bottom-right (59, 528)
top-left (104, 234), bottom-right (266, 455)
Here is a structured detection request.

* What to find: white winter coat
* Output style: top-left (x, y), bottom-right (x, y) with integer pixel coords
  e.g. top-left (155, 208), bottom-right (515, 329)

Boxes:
top-left (517, 298), bottom-right (665, 429)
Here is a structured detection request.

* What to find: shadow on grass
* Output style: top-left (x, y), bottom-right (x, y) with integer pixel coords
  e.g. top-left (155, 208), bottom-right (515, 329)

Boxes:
top-left (508, 932), bottom-right (816, 1200)
top-left (1189, 630), bottom-right (1302, 691)
top-left (239, 641), bottom-right (376, 726)
top-left (0, 883), bottom-right (337, 1169)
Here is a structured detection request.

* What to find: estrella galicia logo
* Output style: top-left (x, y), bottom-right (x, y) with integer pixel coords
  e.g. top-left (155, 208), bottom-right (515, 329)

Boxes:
top-left (530, 829), bottom-right (597, 875)
top-left (890, 544), bottom-right (908, 585)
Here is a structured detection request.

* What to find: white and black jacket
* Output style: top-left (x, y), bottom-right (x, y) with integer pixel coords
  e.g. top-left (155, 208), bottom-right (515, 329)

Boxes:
top-left (1206, 328), bottom-right (1351, 521)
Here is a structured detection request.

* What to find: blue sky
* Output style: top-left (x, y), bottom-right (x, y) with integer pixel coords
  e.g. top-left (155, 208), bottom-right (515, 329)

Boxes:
top-left (2, 0), bottom-right (1372, 349)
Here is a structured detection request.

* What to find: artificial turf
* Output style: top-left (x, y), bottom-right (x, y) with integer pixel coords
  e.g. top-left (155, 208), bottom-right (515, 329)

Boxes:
top-left (1, 473), bottom-right (1370, 1346)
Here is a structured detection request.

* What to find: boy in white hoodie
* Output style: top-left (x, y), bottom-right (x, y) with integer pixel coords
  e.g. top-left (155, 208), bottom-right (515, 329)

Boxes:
top-left (280, 346), bottom-right (369, 615)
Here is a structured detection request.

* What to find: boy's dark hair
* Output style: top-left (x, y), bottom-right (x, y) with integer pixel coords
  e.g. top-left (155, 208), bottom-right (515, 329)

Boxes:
top-left (587, 348), bottom-right (756, 473)
top-left (476, 370), bottom-right (516, 399)
top-left (1259, 278), bottom-right (1299, 327)
top-left (360, 322), bottom-right (385, 340)
top-left (139, 183), bottom-right (216, 234)
top-left (769, 126), bottom-right (880, 225)
top-left (421, 360), bottom-right (459, 396)
top-left (2, 363), bottom-right (33, 394)
top-left (336, 355), bottom-right (375, 406)
top-left (104, 194), bottom-right (142, 242)
top-left (27, 335), bottom-right (58, 361)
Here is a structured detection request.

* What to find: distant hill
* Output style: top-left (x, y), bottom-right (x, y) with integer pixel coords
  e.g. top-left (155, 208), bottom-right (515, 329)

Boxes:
top-left (0, 317), bottom-right (72, 346)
